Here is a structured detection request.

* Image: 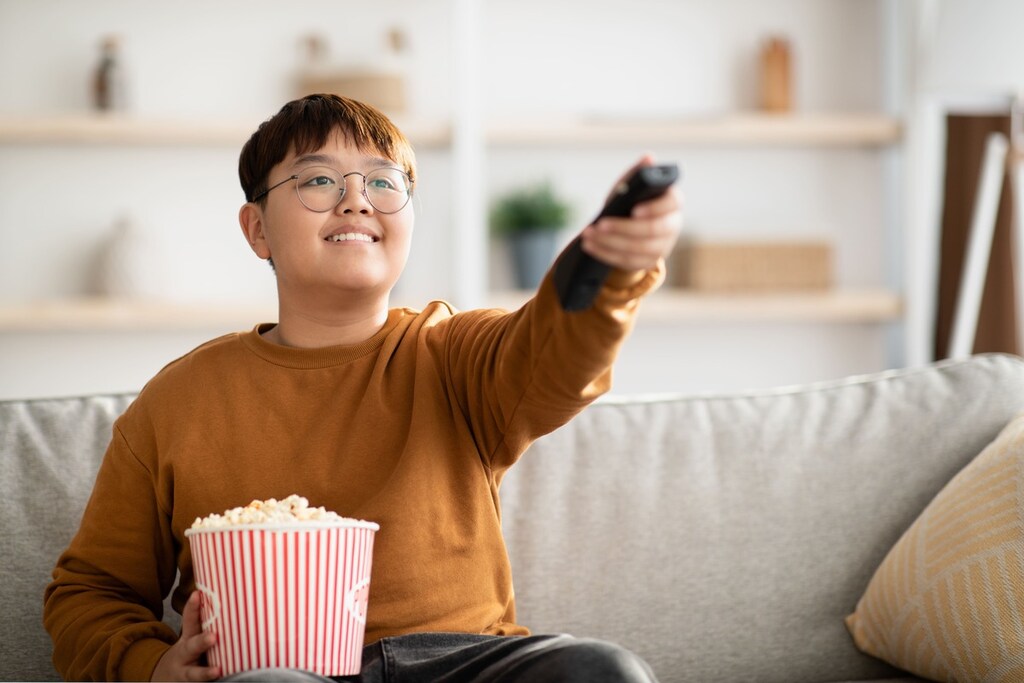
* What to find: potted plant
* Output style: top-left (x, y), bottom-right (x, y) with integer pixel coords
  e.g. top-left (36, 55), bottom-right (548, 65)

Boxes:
top-left (489, 181), bottom-right (572, 289)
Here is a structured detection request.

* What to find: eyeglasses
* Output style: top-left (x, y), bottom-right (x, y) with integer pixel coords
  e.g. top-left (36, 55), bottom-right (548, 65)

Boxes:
top-left (252, 166), bottom-right (414, 214)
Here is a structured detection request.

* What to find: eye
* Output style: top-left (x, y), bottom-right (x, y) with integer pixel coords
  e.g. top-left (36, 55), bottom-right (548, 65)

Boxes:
top-left (303, 175), bottom-right (336, 188)
top-left (369, 176), bottom-right (398, 191)
top-left (367, 170), bottom-right (408, 193)
top-left (297, 167), bottom-right (341, 190)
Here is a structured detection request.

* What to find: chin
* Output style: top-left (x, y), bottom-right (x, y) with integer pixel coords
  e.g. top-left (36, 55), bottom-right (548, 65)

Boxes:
top-left (333, 274), bottom-right (396, 296)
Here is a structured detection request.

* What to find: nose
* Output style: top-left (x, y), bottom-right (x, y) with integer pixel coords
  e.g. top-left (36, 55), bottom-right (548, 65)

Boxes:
top-left (335, 172), bottom-right (373, 214)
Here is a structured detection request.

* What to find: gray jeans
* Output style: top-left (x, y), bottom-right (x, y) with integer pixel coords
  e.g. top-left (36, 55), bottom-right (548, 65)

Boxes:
top-left (221, 632), bottom-right (658, 682)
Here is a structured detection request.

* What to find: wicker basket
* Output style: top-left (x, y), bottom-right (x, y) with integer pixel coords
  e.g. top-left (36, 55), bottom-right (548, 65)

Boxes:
top-left (297, 70), bottom-right (406, 115)
top-left (673, 239), bottom-right (832, 291)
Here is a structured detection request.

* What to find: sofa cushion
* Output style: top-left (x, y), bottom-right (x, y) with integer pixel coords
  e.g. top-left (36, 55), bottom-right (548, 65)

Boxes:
top-left (845, 411), bottom-right (1024, 681)
top-left (0, 394), bottom-right (136, 682)
top-left (500, 353), bottom-right (1024, 683)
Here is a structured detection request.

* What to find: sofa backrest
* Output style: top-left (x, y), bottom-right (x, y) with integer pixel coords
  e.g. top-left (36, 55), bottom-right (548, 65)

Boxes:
top-left (3, 354), bottom-right (1023, 682)
top-left (1, 394), bottom-right (136, 681)
top-left (500, 353), bottom-right (1024, 683)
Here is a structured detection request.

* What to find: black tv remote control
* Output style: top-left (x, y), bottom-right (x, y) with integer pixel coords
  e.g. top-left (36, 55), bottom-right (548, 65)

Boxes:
top-left (553, 163), bottom-right (680, 311)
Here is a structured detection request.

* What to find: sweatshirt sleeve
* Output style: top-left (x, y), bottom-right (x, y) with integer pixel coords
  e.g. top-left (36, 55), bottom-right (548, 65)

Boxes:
top-left (43, 418), bottom-right (178, 682)
top-left (440, 248), bottom-right (664, 472)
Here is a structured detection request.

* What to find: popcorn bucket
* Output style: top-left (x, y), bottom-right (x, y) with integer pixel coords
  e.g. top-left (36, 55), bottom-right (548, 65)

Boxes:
top-left (185, 520), bottom-right (379, 677)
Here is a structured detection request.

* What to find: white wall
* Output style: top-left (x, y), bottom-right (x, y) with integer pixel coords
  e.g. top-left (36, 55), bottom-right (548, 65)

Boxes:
top-left (901, 0), bottom-right (1024, 366)
top-left (0, 0), bottom-right (456, 306)
top-left (480, 0), bottom-right (883, 118)
top-left (0, 0), bottom-right (900, 399)
top-left (918, 0), bottom-right (1024, 96)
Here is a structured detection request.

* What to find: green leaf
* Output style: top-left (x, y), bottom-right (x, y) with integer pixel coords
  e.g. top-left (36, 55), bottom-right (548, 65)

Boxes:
top-left (489, 181), bottom-right (572, 235)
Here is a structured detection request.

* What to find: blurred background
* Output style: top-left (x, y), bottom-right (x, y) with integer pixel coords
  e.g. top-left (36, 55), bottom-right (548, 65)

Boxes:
top-left (0, 0), bottom-right (1021, 398)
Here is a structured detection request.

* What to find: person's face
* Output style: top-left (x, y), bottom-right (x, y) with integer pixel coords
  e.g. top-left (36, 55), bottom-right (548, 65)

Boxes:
top-left (241, 130), bottom-right (414, 300)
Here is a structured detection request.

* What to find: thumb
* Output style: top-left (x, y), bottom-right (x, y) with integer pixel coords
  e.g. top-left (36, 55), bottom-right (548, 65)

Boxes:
top-left (181, 591), bottom-right (204, 639)
top-left (623, 154), bottom-right (655, 178)
top-left (606, 154), bottom-right (656, 203)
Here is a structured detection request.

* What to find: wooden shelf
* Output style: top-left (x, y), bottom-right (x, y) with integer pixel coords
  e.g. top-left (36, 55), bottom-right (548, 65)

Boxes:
top-left (0, 114), bottom-right (453, 148)
top-left (0, 112), bottom-right (899, 149)
top-left (488, 288), bottom-right (903, 323)
top-left (0, 289), bottom-right (901, 332)
top-left (487, 113), bottom-right (902, 147)
top-left (0, 298), bottom-right (277, 332)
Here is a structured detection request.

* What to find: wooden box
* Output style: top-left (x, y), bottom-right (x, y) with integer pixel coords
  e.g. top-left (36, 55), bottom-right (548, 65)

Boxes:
top-left (297, 70), bottom-right (406, 115)
top-left (674, 239), bottom-right (832, 291)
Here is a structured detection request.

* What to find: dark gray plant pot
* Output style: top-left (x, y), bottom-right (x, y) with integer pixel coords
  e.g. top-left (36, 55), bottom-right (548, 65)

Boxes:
top-left (509, 230), bottom-right (559, 289)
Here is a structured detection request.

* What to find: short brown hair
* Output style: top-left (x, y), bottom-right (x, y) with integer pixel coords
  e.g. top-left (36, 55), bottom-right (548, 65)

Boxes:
top-left (239, 94), bottom-right (417, 203)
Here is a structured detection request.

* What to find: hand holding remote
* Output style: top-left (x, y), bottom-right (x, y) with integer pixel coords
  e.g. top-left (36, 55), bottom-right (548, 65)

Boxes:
top-left (553, 162), bottom-right (680, 311)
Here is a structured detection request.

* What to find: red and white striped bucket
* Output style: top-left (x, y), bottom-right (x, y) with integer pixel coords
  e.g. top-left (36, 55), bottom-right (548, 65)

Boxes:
top-left (185, 520), bottom-right (379, 677)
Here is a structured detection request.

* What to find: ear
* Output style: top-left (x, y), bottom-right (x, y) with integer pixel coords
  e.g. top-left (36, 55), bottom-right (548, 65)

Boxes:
top-left (239, 202), bottom-right (272, 261)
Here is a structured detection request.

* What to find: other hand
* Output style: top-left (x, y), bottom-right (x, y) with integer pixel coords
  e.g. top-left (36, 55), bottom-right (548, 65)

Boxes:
top-left (151, 591), bottom-right (220, 682)
top-left (580, 154), bottom-right (684, 274)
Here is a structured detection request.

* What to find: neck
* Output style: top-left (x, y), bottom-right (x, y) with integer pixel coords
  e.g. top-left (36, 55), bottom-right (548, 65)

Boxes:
top-left (267, 289), bottom-right (390, 348)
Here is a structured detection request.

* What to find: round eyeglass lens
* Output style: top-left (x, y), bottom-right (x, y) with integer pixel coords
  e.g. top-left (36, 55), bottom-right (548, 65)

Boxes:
top-left (295, 166), bottom-right (411, 214)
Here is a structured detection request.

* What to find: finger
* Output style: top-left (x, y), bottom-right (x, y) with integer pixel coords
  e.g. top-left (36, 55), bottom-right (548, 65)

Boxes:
top-left (180, 593), bottom-right (217, 661)
top-left (184, 664), bottom-right (222, 682)
top-left (593, 189), bottom-right (682, 233)
top-left (630, 186), bottom-right (683, 219)
top-left (184, 629), bottom-right (217, 660)
top-left (180, 592), bottom-right (204, 639)
top-left (581, 231), bottom-right (675, 271)
top-left (587, 212), bottom-right (681, 252)
top-left (583, 241), bottom-right (676, 272)
top-left (594, 214), bottom-right (681, 242)
top-left (587, 227), bottom-right (677, 256)
top-left (579, 244), bottom-right (660, 273)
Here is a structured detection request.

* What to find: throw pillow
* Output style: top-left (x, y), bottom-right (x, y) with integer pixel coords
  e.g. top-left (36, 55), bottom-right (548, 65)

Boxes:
top-left (845, 412), bottom-right (1024, 682)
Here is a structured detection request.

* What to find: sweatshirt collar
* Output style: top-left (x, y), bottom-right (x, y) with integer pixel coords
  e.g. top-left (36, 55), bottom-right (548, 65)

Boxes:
top-left (241, 308), bottom-right (404, 369)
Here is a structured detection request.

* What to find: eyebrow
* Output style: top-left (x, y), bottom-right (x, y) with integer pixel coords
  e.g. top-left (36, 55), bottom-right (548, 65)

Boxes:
top-left (290, 153), bottom-right (394, 170)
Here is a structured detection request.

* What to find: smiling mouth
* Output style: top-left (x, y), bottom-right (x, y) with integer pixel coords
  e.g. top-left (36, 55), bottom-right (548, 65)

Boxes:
top-left (326, 233), bottom-right (377, 243)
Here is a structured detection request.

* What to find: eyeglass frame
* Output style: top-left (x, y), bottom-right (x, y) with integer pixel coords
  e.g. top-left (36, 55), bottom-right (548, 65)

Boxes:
top-left (250, 167), bottom-right (415, 215)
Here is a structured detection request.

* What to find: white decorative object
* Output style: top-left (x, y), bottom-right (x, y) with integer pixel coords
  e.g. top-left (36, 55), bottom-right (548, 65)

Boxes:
top-left (98, 216), bottom-right (172, 300)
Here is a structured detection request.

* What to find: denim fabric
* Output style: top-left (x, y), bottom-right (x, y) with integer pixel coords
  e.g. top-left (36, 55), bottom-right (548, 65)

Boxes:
top-left (221, 632), bottom-right (658, 682)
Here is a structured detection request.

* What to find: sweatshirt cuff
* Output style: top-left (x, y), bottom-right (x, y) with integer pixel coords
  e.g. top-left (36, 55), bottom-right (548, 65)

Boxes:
top-left (120, 637), bottom-right (171, 682)
top-left (600, 259), bottom-right (666, 303)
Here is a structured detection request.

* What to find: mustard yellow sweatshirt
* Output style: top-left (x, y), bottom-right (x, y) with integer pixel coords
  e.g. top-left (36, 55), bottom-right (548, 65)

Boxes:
top-left (44, 266), bottom-right (661, 681)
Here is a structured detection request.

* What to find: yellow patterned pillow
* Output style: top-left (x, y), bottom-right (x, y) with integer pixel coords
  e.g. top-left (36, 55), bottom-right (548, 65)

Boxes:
top-left (845, 413), bottom-right (1024, 681)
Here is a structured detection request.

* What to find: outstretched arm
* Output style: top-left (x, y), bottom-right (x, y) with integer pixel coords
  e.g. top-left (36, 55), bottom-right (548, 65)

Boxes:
top-left (439, 156), bottom-right (683, 469)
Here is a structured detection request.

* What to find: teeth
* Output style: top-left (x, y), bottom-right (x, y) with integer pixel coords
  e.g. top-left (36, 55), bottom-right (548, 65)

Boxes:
top-left (328, 232), bottom-right (374, 243)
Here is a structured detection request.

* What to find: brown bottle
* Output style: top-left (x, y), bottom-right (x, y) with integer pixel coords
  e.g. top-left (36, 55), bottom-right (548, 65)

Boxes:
top-left (760, 36), bottom-right (792, 112)
top-left (92, 36), bottom-right (122, 111)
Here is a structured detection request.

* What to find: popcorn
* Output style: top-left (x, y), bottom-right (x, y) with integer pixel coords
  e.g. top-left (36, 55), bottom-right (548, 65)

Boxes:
top-left (190, 494), bottom-right (351, 530)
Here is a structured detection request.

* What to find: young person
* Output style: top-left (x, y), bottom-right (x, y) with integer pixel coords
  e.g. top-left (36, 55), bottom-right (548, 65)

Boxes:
top-left (44, 94), bottom-right (682, 682)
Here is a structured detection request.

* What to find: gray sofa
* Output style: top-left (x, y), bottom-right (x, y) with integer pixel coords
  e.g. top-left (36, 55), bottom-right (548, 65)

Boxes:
top-left (4, 353), bottom-right (1024, 682)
